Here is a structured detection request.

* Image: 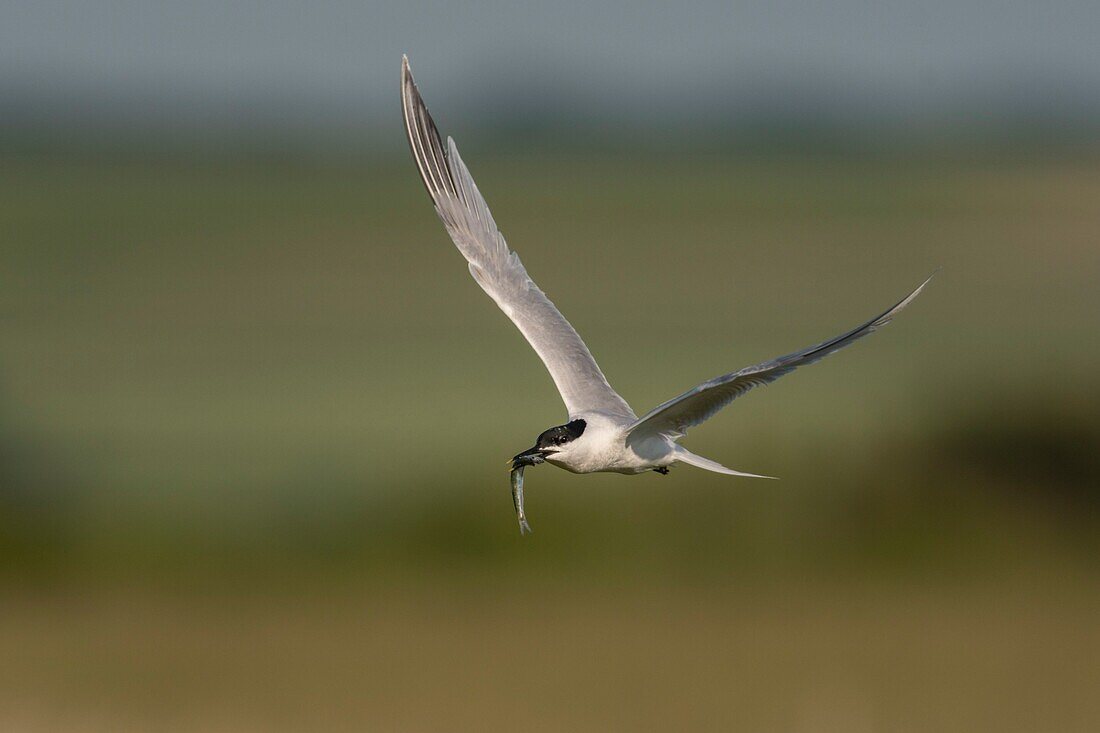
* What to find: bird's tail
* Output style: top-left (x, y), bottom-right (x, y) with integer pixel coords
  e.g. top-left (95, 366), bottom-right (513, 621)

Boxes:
top-left (674, 447), bottom-right (776, 479)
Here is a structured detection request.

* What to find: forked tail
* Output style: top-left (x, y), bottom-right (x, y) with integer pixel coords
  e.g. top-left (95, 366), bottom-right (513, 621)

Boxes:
top-left (674, 447), bottom-right (776, 479)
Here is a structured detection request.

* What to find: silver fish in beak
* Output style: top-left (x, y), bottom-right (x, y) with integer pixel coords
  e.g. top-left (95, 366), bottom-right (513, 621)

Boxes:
top-left (510, 465), bottom-right (532, 536)
top-left (511, 446), bottom-right (549, 470)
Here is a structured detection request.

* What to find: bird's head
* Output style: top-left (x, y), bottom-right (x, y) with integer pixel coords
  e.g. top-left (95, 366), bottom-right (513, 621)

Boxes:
top-left (511, 419), bottom-right (586, 470)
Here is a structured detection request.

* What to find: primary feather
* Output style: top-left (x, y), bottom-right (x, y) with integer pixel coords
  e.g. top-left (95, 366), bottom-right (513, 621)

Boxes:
top-left (627, 274), bottom-right (934, 441)
top-left (401, 56), bottom-right (635, 421)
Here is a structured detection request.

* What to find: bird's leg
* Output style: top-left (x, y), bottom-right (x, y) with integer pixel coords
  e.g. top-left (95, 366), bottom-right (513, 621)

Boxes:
top-left (653, 466), bottom-right (670, 475)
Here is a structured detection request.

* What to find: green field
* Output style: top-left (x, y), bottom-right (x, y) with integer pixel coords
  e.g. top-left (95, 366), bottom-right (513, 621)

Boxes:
top-left (1, 151), bottom-right (1098, 730)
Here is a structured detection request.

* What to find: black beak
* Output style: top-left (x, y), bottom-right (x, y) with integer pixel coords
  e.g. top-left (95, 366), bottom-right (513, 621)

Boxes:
top-left (511, 446), bottom-right (549, 470)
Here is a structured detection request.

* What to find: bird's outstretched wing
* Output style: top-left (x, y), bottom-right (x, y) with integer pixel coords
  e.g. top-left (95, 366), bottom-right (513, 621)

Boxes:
top-left (401, 56), bottom-right (635, 420)
top-left (626, 275), bottom-right (933, 441)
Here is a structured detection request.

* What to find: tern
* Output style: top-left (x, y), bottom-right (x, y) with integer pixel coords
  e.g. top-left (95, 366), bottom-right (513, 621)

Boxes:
top-left (400, 56), bottom-right (932, 534)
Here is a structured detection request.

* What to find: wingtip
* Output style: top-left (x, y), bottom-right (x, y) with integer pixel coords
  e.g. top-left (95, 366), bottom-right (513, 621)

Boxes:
top-left (891, 270), bottom-right (938, 314)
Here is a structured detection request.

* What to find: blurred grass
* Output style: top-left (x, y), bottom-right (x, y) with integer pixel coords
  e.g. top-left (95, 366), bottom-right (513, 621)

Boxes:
top-left (1, 150), bottom-right (1098, 576)
top-left (1, 574), bottom-right (1098, 733)
top-left (0, 149), bottom-right (1098, 730)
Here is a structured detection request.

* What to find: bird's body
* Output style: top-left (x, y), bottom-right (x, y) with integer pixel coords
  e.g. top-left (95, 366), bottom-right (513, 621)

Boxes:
top-left (400, 56), bottom-right (932, 533)
top-left (543, 412), bottom-right (672, 475)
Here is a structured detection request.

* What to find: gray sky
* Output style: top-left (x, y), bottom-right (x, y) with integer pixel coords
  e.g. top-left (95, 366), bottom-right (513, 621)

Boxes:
top-left (4, 0), bottom-right (1099, 146)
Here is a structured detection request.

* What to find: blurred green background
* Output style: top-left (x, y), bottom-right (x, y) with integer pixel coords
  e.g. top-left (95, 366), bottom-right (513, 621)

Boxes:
top-left (3, 2), bottom-right (1100, 731)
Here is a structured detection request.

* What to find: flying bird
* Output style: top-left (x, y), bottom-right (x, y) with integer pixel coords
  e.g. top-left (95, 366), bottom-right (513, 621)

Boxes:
top-left (400, 56), bottom-right (931, 535)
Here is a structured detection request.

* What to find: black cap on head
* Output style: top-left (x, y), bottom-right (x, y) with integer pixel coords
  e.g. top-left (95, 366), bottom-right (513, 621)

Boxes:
top-left (512, 419), bottom-right (587, 470)
top-left (535, 419), bottom-right (586, 450)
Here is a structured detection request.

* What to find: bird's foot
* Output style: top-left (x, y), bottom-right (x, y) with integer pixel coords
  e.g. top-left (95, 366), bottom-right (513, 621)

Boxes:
top-left (518, 516), bottom-right (533, 535)
top-left (653, 466), bottom-right (670, 475)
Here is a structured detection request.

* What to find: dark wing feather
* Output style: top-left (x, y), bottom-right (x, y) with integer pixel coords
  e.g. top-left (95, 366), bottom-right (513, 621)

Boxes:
top-left (626, 275), bottom-right (934, 440)
top-left (401, 57), bottom-right (636, 420)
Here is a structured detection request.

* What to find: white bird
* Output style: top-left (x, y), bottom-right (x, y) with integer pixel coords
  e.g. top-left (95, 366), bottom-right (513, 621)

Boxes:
top-left (400, 56), bottom-right (932, 534)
